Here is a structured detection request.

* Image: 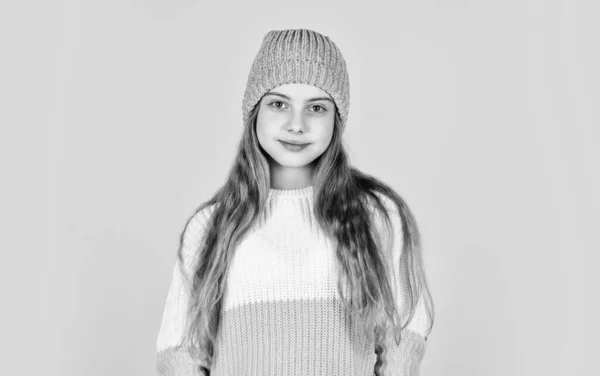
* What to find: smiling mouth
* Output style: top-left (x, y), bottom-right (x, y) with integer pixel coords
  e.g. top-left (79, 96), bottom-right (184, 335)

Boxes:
top-left (279, 140), bottom-right (310, 146)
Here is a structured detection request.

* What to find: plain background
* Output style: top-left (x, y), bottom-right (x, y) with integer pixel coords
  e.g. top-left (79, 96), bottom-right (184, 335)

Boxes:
top-left (2, 0), bottom-right (597, 375)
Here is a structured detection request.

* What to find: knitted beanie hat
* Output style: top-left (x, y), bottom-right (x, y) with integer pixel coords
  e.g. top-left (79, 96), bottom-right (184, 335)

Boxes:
top-left (241, 29), bottom-right (350, 130)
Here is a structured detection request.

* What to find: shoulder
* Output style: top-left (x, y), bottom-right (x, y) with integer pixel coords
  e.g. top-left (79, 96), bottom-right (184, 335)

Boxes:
top-left (182, 203), bottom-right (218, 248)
top-left (367, 191), bottom-right (402, 232)
top-left (180, 202), bottom-right (218, 269)
top-left (366, 191), bottom-right (404, 250)
top-left (369, 191), bottom-right (399, 215)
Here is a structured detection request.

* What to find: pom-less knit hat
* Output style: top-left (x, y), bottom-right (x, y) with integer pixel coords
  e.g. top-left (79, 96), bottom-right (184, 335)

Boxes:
top-left (241, 29), bottom-right (350, 130)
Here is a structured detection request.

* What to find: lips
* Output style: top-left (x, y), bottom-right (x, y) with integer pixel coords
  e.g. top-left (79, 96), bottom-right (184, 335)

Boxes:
top-left (279, 140), bottom-right (310, 146)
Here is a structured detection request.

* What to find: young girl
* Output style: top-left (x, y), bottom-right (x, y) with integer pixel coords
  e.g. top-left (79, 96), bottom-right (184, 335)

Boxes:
top-left (156, 28), bottom-right (434, 376)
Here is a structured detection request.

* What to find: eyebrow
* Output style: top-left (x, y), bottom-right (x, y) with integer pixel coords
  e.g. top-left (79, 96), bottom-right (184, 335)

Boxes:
top-left (265, 91), bottom-right (334, 104)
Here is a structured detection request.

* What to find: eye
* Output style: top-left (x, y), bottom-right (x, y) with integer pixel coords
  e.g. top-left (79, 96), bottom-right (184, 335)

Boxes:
top-left (269, 100), bottom-right (286, 109)
top-left (310, 104), bottom-right (327, 113)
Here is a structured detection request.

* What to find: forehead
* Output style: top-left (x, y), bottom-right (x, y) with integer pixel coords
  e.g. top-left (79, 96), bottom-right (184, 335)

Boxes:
top-left (267, 83), bottom-right (331, 99)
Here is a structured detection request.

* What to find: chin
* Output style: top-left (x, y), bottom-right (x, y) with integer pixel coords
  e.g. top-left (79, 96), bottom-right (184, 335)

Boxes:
top-left (274, 157), bottom-right (312, 168)
top-left (270, 152), bottom-right (318, 168)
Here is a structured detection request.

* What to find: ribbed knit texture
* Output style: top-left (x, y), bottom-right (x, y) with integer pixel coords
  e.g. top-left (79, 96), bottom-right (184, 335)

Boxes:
top-left (156, 186), bottom-right (430, 376)
top-left (241, 29), bottom-right (350, 130)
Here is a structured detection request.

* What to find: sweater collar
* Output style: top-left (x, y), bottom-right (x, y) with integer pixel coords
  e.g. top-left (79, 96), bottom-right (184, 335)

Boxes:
top-left (267, 185), bottom-right (313, 199)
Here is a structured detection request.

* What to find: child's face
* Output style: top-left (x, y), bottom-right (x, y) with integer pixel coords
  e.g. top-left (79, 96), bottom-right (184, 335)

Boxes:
top-left (256, 83), bottom-right (335, 172)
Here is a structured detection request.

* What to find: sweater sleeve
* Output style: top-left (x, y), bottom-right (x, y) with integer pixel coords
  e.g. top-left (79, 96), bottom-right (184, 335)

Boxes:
top-left (156, 208), bottom-right (213, 376)
top-left (373, 195), bottom-right (431, 376)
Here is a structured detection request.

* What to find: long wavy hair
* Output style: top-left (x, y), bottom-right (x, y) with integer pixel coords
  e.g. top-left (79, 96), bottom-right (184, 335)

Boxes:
top-left (175, 99), bottom-right (434, 375)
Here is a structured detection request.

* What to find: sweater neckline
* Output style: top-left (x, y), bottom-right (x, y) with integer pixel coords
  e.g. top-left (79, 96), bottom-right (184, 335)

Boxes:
top-left (268, 185), bottom-right (313, 199)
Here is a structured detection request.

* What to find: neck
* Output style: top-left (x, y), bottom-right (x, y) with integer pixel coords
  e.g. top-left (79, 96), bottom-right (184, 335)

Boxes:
top-left (269, 160), bottom-right (315, 190)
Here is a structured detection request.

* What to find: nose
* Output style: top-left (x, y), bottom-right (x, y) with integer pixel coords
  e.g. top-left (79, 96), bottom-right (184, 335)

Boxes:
top-left (286, 110), bottom-right (305, 134)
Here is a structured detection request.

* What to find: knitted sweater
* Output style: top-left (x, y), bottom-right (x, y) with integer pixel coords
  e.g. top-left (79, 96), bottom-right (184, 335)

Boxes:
top-left (156, 185), bottom-right (431, 376)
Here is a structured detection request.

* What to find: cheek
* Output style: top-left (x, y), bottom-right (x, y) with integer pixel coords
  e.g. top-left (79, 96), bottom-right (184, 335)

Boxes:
top-left (257, 107), bottom-right (279, 130)
top-left (315, 121), bottom-right (334, 145)
top-left (256, 127), bottom-right (270, 151)
top-left (255, 113), bottom-right (270, 140)
top-left (256, 121), bottom-right (280, 152)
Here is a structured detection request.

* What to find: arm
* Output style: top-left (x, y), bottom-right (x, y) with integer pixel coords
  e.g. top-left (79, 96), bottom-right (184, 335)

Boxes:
top-left (156, 260), bottom-right (210, 375)
top-left (156, 210), bottom-right (213, 376)
top-left (373, 196), bottom-right (431, 376)
top-left (377, 299), bottom-right (429, 376)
